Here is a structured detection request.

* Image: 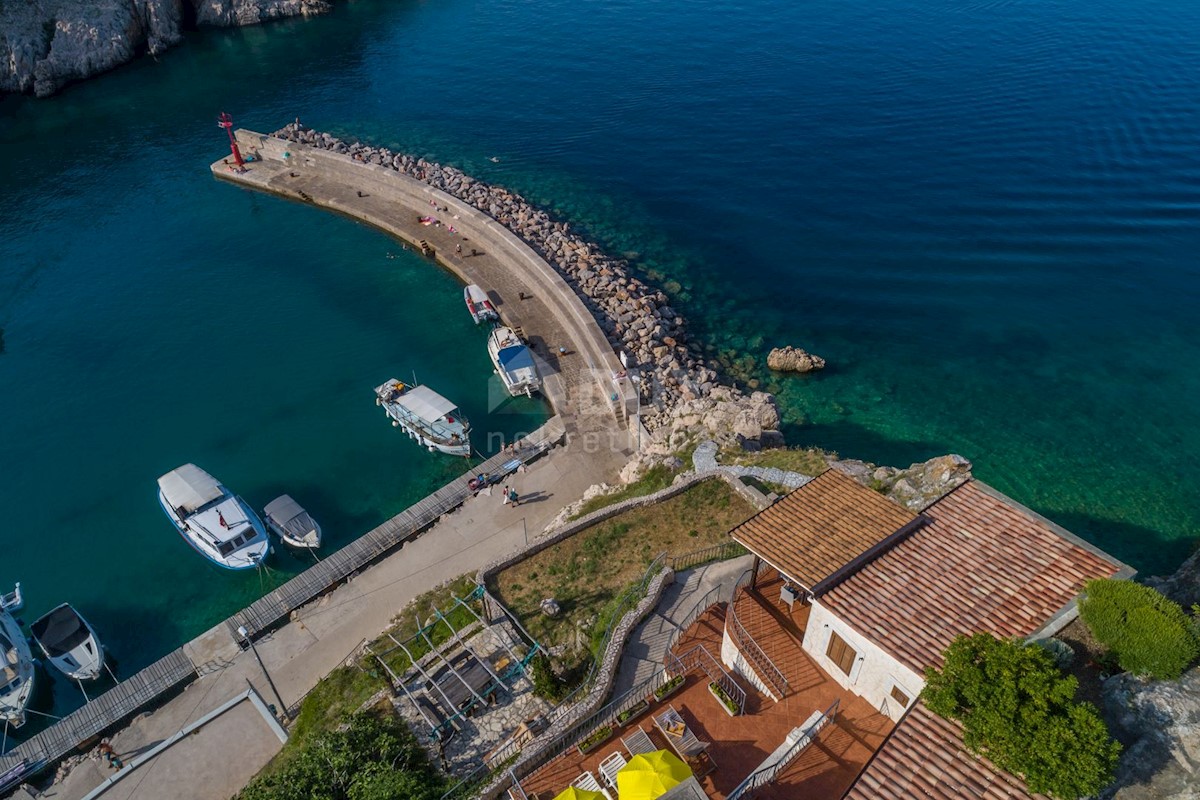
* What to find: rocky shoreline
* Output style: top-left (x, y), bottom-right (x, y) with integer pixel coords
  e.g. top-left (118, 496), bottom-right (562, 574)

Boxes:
top-left (0, 0), bottom-right (331, 98)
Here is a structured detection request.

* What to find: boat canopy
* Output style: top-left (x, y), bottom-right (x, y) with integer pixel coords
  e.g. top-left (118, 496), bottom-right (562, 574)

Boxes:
top-left (30, 605), bottom-right (89, 657)
top-left (265, 495), bottom-right (315, 536)
top-left (395, 385), bottom-right (459, 423)
top-left (498, 344), bottom-right (535, 373)
top-left (158, 464), bottom-right (223, 514)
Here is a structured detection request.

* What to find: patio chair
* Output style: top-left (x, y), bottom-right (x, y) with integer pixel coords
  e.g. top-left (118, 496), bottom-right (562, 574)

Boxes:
top-left (597, 750), bottom-right (628, 788)
top-left (622, 727), bottom-right (655, 757)
top-left (572, 770), bottom-right (613, 799)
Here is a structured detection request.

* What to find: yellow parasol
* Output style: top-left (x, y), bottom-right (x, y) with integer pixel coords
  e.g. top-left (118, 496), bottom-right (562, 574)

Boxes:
top-left (552, 787), bottom-right (606, 800)
top-left (616, 750), bottom-right (693, 800)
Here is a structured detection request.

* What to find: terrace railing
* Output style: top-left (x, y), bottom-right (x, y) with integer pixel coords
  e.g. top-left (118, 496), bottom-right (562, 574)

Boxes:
top-left (726, 698), bottom-right (840, 800)
top-left (726, 567), bottom-right (789, 699)
top-left (668, 540), bottom-right (747, 573)
top-left (667, 645), bottom-right (746, 715)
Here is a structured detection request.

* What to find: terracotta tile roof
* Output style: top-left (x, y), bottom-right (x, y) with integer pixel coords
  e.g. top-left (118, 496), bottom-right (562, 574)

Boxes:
top-left (842, 702), bottom-right (1046, 800)
top-left (820, 480), bottom-right (1127, 674)
top-left (729, 469), bottom-right (918, 591)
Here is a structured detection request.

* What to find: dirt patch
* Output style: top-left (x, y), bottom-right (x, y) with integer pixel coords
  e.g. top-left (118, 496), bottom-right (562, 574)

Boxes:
top-left (492, 478), bottom-right (754, 655)
top-left (1056, 617), bottom-right (1112, 709)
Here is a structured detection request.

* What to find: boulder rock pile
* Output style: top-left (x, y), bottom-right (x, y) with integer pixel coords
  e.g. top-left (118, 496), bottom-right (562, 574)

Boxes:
top-left (767, 345), bottom-right (825, 373)
top-left (273, 122), bottom-right (752, 436)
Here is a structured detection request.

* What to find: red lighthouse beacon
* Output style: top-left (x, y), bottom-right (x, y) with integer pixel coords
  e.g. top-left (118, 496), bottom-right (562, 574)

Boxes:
top-left (218, 112), bottom-right (245, 168)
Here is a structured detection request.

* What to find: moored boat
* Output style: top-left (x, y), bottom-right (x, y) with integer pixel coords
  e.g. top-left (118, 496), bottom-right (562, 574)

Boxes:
top-left (263, 495), bottom-right (322, 550)
top-left (0, 583), bottom-right (21, 613)
top-left (0, 606), bottom-right (35, 728)
top-left (30, 604), bottom-right (104, 682)
top-left (156, 464), bottom-right (271, 570)
top-left (464, 284), bottom-right (499, 325)
top-left (488, 326), bottom-right (541, 397)
top-left (374, 379), bottom-right (471, 456)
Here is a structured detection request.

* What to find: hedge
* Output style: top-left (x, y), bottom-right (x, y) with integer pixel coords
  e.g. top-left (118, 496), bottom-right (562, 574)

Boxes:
top-left (1078, 578), bottom-right (1200, 680)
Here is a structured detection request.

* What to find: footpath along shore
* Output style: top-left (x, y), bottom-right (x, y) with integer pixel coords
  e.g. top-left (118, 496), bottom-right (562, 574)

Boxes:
top-left (3, 132), bottom-right (639, 800)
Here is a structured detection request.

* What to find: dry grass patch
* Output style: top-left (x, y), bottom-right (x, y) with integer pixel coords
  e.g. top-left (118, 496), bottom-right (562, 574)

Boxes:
top-left (491, 479), bottom-right (754, 657)
top-left (727, 446), bottom-right (832, 476)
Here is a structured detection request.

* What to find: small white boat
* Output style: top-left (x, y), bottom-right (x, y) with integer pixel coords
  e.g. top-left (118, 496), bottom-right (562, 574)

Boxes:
top-left (0, 583), bottom-right (21, 613)
top-left (157, 464), bottom-right (271, 570)
top-left (264, 495), bottom-right (322, 550)
top-left (0, 606), bottom-right (35, 728)
top-left (488, 326), bottom-right (541, 397)
top-left (374, 379), bottom-right (471, 456)
top-left (464, 284), bottom-right (499, 325)
top-left (30, 604), bottom-right (104, 682)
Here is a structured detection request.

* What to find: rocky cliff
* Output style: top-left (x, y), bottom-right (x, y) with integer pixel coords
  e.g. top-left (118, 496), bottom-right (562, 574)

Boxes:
top-left (0, 0), bottom-right (331, 97)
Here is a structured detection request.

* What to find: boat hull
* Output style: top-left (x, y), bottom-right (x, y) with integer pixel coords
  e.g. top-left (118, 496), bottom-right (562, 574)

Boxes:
top-left (31, 604), bottom-right (105, 682)
top-left (0, 609), bottom-right (35, 728)
top-left (157, 491), bottom-right (271, 570)
top-left (267, 520), bottom-right (322, 550)
top-left (374, 379), bottom-right (471, 456)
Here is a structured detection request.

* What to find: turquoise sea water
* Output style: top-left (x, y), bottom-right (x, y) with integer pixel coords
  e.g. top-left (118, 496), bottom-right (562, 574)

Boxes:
top-left (3, 0), bottom-right (1200, 727)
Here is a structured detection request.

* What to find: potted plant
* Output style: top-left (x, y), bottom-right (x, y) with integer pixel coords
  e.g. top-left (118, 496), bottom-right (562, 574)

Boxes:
top-left (618, 698), bottom-right (651, 725)
top-left (708, 681), bottom-right (739, 716)
top-left (654, 674), bottom-right (685, 702)
top-left (578, 724), bottom-right (614, 755)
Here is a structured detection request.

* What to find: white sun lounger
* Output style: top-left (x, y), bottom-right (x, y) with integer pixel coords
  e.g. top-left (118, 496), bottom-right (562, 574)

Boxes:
top-left (598, 751), bottom-right (628, 787)
top-left (572, 771), bottom-right (612, 799)
top-left (622, 728), bottom-right (655, 756)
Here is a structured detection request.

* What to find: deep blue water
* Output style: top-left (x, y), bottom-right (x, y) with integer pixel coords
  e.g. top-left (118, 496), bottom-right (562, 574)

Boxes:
top-left (2, 0), bottom-right (1199, 728)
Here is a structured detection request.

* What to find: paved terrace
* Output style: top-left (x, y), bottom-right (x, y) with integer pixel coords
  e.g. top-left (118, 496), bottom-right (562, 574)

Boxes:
top-left (518, 596), bottom-right (892, 800)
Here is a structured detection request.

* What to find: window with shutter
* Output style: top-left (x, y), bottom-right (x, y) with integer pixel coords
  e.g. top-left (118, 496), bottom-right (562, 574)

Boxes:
top-left (890, 685), bottom-right (910, 708)
top-left (825, 631), bottom-right (857, 676)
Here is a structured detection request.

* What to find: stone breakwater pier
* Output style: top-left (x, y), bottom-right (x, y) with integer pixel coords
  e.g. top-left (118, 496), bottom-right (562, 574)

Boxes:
top-left (259, 122), bottom-right (725, 429)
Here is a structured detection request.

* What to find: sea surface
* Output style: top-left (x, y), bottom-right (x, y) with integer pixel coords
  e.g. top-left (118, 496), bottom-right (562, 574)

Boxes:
top-left (2, 0), bottom-right (1199, 728)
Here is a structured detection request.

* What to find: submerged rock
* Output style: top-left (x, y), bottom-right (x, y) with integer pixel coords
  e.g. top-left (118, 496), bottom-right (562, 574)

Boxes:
top-left (766, 346), bottom-right (826, 373)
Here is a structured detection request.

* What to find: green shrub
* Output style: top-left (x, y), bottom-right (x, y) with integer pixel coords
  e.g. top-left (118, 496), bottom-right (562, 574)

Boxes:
top-left (530, 650), bottom-right (570, 701)
top-left (1078, 578), bottom-right (1200, 680)
top-left (924, 634), bottom-right (1120, 800)
top-left (654, 674), bottom-right (684, 700)
top-left (239, 711), bottom-right (444, 800)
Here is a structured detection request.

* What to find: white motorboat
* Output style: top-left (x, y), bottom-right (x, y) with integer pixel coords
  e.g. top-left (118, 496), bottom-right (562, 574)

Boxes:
top-left (0, 606), bottom-right (35, 728)
top-left (157, 464), bottom-right (271, 570)
top-left (488, 326), bottom-right (541, 397)
top-left (263, 495), bottom-right (322, 550)
top-left (464, 284), bottom-right (499, 325)
top-left (30, 604), bottom-right (104, 682)
top-left (374, 379), bottom-right (471, 456)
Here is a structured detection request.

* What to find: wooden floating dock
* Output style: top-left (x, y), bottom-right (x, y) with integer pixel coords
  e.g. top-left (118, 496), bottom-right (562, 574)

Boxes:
top-left (0, 649), bottom-right (196, 772)
top-left (0, 417), bottom-right (563, 774)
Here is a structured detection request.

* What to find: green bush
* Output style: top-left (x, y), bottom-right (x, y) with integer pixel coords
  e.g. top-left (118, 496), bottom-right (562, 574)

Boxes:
top-left (1078, 578), bottom-right (1200, 680)
top-left (924, 634), bottom-right (1120, 800)
top-left (239, 711), bottom-right (445, 800)
top-left (530, 650), bottom-right (570, 701)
